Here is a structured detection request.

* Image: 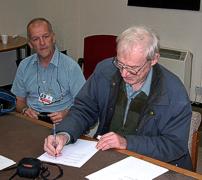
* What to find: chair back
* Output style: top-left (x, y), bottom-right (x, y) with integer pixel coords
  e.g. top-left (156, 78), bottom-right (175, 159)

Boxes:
top-left (83, 35), bottom-right (117, 79)
top-left (188, 111), bottom-right (201, 172)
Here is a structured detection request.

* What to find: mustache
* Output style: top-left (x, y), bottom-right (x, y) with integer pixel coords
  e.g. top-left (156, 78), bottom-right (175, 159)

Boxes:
top-left (39, 46), bottom-right (47, 50)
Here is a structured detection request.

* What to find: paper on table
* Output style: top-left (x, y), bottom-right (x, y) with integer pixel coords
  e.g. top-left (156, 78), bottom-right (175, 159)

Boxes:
top-left (38, 139), bottom-right (98, 168)
top-left (86, 156), bottom-right (168, 180)
top-left (0, 155), bottom-right (16, 170)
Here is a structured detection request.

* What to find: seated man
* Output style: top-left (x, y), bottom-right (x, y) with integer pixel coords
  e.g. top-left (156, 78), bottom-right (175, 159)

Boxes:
top-left (11, 18), bottom-right (85, 124)
top-left (44, 25), bottom-right (193, 171)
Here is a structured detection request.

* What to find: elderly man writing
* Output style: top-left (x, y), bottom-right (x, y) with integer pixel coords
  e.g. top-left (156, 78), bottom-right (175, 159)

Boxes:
top-left (44, 25), bottom-right (192, 171)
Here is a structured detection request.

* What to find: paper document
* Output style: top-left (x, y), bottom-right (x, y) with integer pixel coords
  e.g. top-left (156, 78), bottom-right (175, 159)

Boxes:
top-left (86, 156), bottom-right (168, 180)
top-left (38, 139), bottom-right (98, 168)
top-left (0, 155), bottom-right (16, 170)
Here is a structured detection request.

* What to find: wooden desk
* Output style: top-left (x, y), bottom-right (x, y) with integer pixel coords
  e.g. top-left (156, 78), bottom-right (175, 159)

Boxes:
top-left (0, 112), bottom-right (202, 180)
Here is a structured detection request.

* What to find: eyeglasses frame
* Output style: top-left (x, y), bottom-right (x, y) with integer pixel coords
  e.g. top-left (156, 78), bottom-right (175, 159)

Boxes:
top-left (113, 57), bottom-right (149, 75)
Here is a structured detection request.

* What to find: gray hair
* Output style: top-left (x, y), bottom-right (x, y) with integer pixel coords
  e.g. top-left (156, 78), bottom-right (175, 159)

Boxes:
top-left (116, 25), bottom-right (159, 61)
top-left (27, 17), bottom-right (54, 41)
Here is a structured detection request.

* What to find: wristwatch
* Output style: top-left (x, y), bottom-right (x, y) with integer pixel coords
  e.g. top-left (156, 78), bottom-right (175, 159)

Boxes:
top-left (21, 107), bottom-right (28, 115)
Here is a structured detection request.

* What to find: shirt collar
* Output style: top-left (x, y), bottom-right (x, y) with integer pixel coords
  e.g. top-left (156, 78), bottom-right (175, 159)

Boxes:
top-left (141, 67), bottom-right (153, 96)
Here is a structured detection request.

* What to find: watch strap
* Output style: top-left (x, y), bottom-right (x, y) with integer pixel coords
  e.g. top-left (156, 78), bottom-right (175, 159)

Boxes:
top-left (21, 107), bottom-right (28, 115)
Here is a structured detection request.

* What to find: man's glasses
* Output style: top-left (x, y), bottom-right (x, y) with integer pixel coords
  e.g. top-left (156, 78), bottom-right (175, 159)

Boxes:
top-left (38, 79), bottom-right (64, 105)
top-left (113, 57), bottom-right (148, 75)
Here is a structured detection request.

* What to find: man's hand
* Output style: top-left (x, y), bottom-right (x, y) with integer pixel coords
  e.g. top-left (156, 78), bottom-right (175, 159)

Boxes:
top-left (23, 108), bottom-right (39, 119)
top-left (44, 134), bottom-right (68, 157)
top-left (48, 110), bottom-right (69, 124)
top-left (96, 132), bottom-right (127, 151)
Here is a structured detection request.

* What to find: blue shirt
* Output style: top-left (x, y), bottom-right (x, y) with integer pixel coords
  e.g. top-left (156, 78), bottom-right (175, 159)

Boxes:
top-left (124, 67), bottom-right (153, 124)
top-left (11, 46), bottom-right (86, 113)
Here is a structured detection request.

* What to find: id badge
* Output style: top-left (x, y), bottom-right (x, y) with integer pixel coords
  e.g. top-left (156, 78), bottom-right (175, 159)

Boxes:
top-left (38, 93), bottom-right (53, 104)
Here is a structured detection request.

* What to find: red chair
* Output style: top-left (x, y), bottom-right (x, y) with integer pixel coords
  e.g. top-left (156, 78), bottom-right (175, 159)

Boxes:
top-left (78, 35), bottom-right (117, 80)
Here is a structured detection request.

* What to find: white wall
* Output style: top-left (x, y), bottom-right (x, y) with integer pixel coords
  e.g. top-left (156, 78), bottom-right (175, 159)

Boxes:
top-left (1, 0), bottom-right (202, 102)
top-left (0, 0), bottom-right (79, 58)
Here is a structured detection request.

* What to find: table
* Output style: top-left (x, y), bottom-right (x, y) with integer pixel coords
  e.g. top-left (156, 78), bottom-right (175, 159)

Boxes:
top-left (0, 112), bottom-right (202, 180)
top-left (0, 36), bottom-right (31, 86)
top-left (0, 36), bottom-right (30, 59)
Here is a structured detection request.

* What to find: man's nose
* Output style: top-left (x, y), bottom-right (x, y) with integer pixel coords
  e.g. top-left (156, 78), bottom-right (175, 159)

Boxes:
top-left (121, 68), bottom-right (129, 77)
top-left (39, 38), bottom-right (45, 45)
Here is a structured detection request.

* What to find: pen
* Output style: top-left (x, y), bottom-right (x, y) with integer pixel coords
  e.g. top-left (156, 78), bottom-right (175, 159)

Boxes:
top-left (53, 124), bottom-right (57, 159)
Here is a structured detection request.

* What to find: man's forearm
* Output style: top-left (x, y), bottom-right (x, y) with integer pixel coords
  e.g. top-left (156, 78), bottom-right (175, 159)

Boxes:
top-left (15, 99), bottom-right (28, 113)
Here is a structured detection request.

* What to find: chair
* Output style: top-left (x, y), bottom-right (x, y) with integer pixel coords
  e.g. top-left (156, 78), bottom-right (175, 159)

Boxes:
top-left (60, 50), bottom-right (67, 55)
top-left (78, 35), bottom-right (117, 80)
top-left (188, 111), bottom-right (201, 172)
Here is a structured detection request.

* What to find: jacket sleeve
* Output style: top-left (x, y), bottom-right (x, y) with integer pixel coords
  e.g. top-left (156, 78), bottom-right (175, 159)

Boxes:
top-left (56, 72), bottom-right (100, 142)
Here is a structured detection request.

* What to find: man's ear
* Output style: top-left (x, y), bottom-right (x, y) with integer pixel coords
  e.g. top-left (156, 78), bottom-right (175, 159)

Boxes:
top-left (28, 41), bottom-right (33, 49)
top-left (151, 53), bottom-right (160, 66)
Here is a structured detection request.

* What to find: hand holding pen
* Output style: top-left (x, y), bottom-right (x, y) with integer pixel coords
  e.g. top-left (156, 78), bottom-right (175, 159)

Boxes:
top-left (53, 124), bottom-right (57, 158)
top-left (44, 132), bottom-right (69, 157)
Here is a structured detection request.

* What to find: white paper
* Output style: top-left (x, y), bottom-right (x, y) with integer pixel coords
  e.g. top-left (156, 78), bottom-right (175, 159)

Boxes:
top-left (0, 155), bottom-right (16, 170)
top-left (38, 139), bottom-right (98, 168)
top-left (86, 156), bottom-right (168, 180)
